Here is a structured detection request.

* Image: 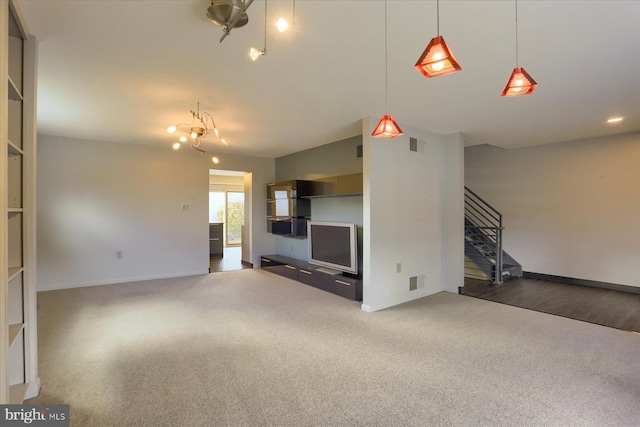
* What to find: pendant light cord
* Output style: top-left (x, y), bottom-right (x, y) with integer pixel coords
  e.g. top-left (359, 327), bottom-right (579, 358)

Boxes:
top-left (264, 0), bottom-right (268, 52)
top-left (292, 0), bottom-right (296, 25)
top-left (436, 0), bottom-right (440, 35)
top-left (384, 0), bottom-right (389, 114)
top-left (515, 0), bottom-right (519, 66)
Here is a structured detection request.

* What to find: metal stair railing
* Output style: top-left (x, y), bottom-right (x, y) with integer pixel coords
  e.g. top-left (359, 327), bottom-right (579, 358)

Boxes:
top-left (464, 187), bottom-right (504, 284)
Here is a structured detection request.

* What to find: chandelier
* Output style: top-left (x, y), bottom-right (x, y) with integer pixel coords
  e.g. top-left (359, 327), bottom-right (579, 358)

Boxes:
top-left (167, 102), bottom-right (228, 153)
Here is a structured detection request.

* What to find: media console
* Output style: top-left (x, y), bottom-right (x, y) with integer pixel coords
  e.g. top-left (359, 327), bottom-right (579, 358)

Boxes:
top-left (260, 255), bottom-right (362, 301)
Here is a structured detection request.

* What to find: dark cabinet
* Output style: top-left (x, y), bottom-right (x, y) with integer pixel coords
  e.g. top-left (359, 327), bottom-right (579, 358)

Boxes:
top-left (209, 223), bottom-right (223, 258)
top-left (260, 255), bottom-right (362, 301)
top-left (267, 180), bottom-right (320, 200)
top-left (267, 218), bottom-right (308, 237)
top-left (298, 268), bottom-right (362, 300)
top-left (266, 180), bottom-right (318, 237)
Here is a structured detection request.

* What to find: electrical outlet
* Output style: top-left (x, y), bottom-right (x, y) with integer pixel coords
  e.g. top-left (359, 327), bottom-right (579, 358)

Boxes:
top-left (182, 204), bottom-right (190, 211)
top-left (396, 263), bottom-right (401, 273)
top-left (116, 251), bottom-right (123, 259)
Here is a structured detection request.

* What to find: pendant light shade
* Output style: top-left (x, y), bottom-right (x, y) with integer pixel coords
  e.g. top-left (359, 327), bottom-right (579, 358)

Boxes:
top-left (372, 0), bottom-right (403, 139)
top-left (372, 115), bottom-right (403, 138)
top-left (501, 0), bottom-right (537, 96)
top-left (501, 67), bottom-right (537, 96)
top-left (414, 35), bottom-right (461, 78)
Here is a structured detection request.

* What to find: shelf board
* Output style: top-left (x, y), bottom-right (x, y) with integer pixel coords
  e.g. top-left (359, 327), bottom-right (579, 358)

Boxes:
top-left (9, 383), bottom-right (29, 404)
top-left (8, 323), bottom-right (24, 348)
top-left (7, 207), bottom-right (23, 214)
top-left (8, 267), bottom-right (23, 281)
top-left (7, 140), bottom-right (23, 156)
top-left (8, 76), bottom-right (23, 101)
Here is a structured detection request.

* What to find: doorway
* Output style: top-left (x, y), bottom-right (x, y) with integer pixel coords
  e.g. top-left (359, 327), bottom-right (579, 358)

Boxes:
top-left (209, 169), bottom-right (252, 272)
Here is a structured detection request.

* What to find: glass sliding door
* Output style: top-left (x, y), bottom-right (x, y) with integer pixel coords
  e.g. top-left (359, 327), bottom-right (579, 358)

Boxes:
top-left (209, 191), bottom-right (226, 224)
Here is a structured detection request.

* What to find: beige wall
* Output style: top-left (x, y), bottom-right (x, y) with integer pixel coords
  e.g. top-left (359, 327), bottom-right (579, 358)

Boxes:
top-left (275, 135), bottom-right (362, 182)
top-left (465, 132), bottom-right (640, 287)
top-left (37, 135), bottom-right (275, 291)
top-left (363, 118), bottom-right (464, 312)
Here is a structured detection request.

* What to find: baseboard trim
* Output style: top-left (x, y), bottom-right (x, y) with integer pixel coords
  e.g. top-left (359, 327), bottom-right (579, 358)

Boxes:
top-left (241, 260), bottom-right (253, 267)
top-left (523, 272), bottom-right (640, 294)
top-left (38, 269), bottom-right (211, 292)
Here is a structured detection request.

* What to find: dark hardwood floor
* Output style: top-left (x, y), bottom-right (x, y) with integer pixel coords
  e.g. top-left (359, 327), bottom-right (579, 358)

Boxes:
top-left (210, 246), bottom-right (252, 273)
top-left (462, 277), bottom-right (640, 333)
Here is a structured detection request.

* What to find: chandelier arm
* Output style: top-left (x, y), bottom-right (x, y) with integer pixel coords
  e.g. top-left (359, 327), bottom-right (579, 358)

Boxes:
top-left (204, 114), bottom-right (222, 139)
top-left (175, 110), bottom-right (196, 129)
top-left (173, 121), bottom-right (191, 129)
top-left (190, 143), bottom-right (206, 154)
top-left (201, 112), bottom-right (217, 131)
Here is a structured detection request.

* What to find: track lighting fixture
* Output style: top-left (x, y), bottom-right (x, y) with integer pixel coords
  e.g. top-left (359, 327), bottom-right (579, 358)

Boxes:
top-left (501, 0), bottom-right (537, 96)
top-left (372, 0), bottom-right (403, 139)
top-left (167, 102), bottom-right (228, 153)
top-left (414, 0), bottom-right (461, 78)
top-left (249, 0), bottom-right (268, 60)
top-left (207, 0), bottom-right (255, 43)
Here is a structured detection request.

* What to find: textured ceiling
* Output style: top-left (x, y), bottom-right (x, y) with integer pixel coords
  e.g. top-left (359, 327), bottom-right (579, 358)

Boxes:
top-left (17, 0), bottom-right (640, 158)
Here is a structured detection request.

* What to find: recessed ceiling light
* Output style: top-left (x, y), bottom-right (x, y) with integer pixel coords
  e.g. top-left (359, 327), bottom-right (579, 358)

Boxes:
top-left (607, 117), bottom-right (623, 123)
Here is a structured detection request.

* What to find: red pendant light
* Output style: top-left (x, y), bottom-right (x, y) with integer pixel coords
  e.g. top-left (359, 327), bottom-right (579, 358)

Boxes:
top-left (501, 67), bottom-right (537, 96)
top-left (372, 0), bottom-right (403, 139)
top-left (372, 115), bottom-right (403, 138)
top-left (501, 0), bottom-right (537, 97)
top-left (414, 0), bottom-right (461, 78)
top-left (415, 35), bottom-right (461, 78)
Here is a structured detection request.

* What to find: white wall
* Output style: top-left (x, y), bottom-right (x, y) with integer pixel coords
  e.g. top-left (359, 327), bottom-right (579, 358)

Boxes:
top-left (362, 118), bottom-right (464, 312)
top-left (441, 133), bottom-right (465, 293)
top-left (465, 132), bottom-right (640, 288)
top-left (37, 135), bottom-right (274, 291)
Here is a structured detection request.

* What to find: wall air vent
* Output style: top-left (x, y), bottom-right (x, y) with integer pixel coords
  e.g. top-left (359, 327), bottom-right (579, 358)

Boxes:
top-left (410, 275), bottom-right (425, 291)
top-left (409, 137), bottom-right (426, 153)
top-left (410, 138), bottom-right (418, 152)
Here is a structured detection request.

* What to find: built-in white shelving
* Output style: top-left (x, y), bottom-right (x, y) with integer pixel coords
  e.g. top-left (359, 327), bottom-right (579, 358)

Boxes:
top-left (1, 0), bottom-right (39, 404)
top-left (8, 323), bottom-right (23, 347)
top-left (8, 267), bottom-right (22, 281)
top-left (7, 76), bottom-right (21, 101)
top-left (7, 140), bottom-right (22, 156)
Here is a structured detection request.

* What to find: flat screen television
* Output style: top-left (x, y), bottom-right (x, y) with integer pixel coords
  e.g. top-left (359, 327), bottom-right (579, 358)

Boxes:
top-left (307, 221), bottom-right (358, 275)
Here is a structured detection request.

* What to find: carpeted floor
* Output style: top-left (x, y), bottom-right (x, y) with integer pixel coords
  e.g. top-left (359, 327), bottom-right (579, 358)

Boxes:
top-left (29, 270), bottom-right (640, 426)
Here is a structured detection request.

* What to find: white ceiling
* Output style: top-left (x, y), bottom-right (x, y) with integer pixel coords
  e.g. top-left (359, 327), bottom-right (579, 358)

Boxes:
top-left (17, 0), bottom-right (640, 158)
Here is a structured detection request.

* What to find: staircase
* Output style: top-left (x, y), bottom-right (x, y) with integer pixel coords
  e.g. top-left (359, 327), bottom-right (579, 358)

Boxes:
top-left (465, 187), bottom-right (522, 284)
